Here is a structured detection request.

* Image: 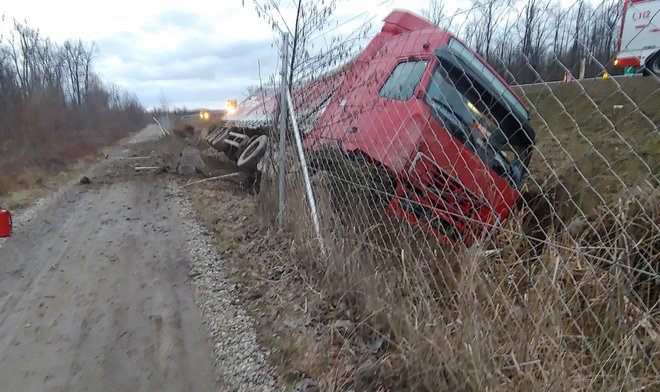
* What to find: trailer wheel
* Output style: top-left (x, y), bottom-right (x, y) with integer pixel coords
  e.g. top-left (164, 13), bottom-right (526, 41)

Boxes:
top-left (237, 135), bottom-right (268, 171)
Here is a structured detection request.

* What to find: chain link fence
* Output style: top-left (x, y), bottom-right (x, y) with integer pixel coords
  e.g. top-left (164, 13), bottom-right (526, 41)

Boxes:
top-left (243, 0), bottom-right (659, 389)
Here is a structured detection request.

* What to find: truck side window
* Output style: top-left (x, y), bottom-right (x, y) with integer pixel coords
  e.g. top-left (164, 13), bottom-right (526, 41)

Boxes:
top-left (378, 61), bottom-right (428, 101)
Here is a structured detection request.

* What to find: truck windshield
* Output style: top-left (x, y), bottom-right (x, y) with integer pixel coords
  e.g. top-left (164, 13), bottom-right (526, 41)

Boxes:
top-left (447, 39), bottom-right (529, 121)
top-left (425, 59), bottom-right (531, 187)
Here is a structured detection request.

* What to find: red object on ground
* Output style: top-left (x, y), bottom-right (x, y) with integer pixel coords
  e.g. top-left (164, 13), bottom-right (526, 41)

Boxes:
top-left (0, 208), bottom-right (11, 238)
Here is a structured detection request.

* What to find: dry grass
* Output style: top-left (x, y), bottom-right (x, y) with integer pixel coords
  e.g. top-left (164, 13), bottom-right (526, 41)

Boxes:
top-left (186, 149), bottom-right (657, 390)
top-left (0, 157), bottom-right (101, 209)
top-left (253, 168), bottom-right (658, 391)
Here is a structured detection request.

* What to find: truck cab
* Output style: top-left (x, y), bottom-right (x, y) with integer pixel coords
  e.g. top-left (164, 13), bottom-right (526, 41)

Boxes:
top-left (304, 10), bottom-right (535, 242)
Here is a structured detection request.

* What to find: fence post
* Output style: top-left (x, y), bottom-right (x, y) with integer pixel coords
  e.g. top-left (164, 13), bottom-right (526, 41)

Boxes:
top-left (285, 90), bottom-right (326, 255)
top-left (277, 33), bottom-right (289, 227)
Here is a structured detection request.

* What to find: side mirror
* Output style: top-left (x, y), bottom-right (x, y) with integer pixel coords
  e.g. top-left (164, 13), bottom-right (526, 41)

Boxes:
top-left (0, 208), bottom-right (11, 238)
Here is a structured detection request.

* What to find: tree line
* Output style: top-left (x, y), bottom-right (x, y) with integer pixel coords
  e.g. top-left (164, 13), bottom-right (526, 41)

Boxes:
top-left (0, 17), bottom-right (146, 173)
top-left (423, 0), bottom-right (625, 83)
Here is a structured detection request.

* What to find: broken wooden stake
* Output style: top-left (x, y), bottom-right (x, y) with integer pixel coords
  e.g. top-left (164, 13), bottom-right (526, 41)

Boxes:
top-left (134, 166), bottom-right (161, 171)
top-left (183, 172), bottom-right (241, 187)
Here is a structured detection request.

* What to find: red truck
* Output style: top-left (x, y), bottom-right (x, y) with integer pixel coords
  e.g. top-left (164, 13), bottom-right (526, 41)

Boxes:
top-left (208, 10), bottom-right (535, 243)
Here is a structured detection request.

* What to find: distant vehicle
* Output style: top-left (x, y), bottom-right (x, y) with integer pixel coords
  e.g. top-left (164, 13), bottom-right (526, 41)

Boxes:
top-left (207, 10), bottom-right (535, 243)
top-left (226, 99), bottom-right (238, 114)
top-left (0, 207), bottom-right (11, 237)
top-left (179, 109), bottom-right (223, 121)
top-left (615, 0), bottom-right (660, 75)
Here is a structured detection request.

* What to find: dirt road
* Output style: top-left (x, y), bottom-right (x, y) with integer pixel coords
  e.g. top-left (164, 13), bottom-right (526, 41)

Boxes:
top-left (0, 126), bottom-right (261, 391)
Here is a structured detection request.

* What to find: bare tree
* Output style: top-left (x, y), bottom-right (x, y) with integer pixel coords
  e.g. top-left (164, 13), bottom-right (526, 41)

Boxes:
top-left (0, 18), bottom-right (145, 156)
top-left (62, 39), bottom-right (97, 106)
top-left (251, 0), bottom-right (367, 85)
top-left (591, 0), bottom-right (623, 62)
top-left (158, 89), bottom-right (170, 113)
top-left (473, 0), bottom-right (510, 61)
top-left (568, 0), bottom-right (588, 67)
top-left (421, 0), bottom-right (454, 31)
top-left (7, 21), bottom-right (42, 96)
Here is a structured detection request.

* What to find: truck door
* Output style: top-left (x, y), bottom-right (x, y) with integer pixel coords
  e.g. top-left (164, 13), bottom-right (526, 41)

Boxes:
top-left (346, 58), bottom-right (431, 173)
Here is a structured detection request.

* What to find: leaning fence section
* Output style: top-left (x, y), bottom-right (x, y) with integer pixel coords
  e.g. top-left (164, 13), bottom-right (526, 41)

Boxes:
top-left (259, 1), bottom-right (659, 389)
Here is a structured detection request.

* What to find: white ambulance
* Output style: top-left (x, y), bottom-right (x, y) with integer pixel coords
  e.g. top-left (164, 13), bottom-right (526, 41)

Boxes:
top-left (615, 0), bottom-right (660, 75)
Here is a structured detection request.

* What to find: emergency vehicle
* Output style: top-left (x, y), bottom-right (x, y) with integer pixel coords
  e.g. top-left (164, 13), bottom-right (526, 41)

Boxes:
top-left (615, 0), bottom-right (660, 75)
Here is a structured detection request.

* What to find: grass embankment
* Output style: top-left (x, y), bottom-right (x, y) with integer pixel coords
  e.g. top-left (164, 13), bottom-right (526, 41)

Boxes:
top-left (518, 77), bottom-right (659, 212)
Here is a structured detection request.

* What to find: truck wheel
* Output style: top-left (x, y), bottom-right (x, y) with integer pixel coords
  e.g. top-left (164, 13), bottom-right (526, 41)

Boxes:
top-left (206, 128), bottom-right (222, 144)
top-left (211, 128), bottom-right (231, 152)
top-left (237, 135), bottom-right (268, 172)
top-left (646, 53), bottom-right (660, 76)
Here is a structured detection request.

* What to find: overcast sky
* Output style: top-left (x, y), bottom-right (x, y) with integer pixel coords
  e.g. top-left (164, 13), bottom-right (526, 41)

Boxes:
top-left (1, 0), bottom-right (470, 110)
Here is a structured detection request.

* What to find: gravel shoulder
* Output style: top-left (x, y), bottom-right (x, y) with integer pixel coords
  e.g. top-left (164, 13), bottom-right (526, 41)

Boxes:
top-left (0, 126), bottom-right (276, 391)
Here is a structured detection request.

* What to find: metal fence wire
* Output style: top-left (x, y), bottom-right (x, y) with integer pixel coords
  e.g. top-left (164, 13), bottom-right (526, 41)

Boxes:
top-left (247, 0), bottom-right (659, 389)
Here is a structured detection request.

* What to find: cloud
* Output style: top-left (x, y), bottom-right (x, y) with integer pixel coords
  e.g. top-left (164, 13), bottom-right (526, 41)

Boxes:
top-left (124, 75), bottom-right (261, 111)
top-left (92, 4), bottom-right (282, 109)
top-left (96, 35), bottom-right (278, 110)
top-left (95, 28), bottom-right (279, 109)
top-left (3, 0), bottom-right (437, 109)
top-left (146, 10), bottom-right (211, 32)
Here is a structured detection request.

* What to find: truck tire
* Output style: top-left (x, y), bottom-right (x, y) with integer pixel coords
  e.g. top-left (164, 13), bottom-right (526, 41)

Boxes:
top-left (237, 135), bottom-right (268, 171)
top-left (646, 53), bottom-right (660, 76)
top-left (206, 128), bottom-right (222, 144)
top-left (211, 128), bottom-right (232, 152)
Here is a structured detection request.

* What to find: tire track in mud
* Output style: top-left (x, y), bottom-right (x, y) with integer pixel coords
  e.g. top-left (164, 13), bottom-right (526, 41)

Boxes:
top-left (0, 126), bottom-right (278, 391)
